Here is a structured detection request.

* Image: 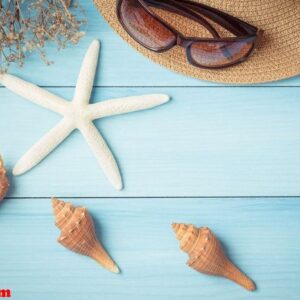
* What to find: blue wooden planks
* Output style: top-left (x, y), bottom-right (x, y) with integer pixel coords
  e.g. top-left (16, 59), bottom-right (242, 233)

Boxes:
top-left (0, 0), bottom-right (299, 299)
top-left (0, 197), bottom-right (299, 300)
top-left (1, 87), bottom-right (300, 197)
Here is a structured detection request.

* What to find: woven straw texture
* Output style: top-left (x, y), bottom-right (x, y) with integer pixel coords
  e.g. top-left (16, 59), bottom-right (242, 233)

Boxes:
top-left (93, 0), bottom-right (300, 84)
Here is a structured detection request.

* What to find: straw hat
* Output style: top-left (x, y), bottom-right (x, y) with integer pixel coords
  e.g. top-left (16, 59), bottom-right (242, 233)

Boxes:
top-left (93, 0), bottom-right (300, 84)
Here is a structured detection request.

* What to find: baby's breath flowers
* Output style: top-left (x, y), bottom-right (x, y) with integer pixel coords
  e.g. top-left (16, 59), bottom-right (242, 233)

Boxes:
top-left (0, 0), bottom-right (86, 73)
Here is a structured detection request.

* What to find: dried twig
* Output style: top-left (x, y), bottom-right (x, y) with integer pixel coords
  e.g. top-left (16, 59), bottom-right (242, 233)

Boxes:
top-left (0, 0), bottom-right (86, 73)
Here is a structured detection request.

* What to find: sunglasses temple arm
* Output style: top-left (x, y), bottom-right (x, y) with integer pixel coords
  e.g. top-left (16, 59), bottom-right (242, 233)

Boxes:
top-left (146, 0), bottom-right (220, 38)
top-left (165, 0), bottom-right (258, 36)
top-left (187, 2), bottom-right (256, 35)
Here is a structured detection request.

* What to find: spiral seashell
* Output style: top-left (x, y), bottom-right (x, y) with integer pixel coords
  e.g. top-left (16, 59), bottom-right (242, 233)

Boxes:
top-left (172, 223), bottom-right (256, 291)
top-left (52, 198), bottom-right (120, 273)
top-left (0, 156), bottom-right (9, 201)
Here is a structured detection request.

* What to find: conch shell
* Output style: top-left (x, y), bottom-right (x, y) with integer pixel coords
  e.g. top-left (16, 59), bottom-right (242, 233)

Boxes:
top-left (52, 198), bottom-right (120, 273)
top-left (0, 156), bottom-right (9, 201)
top-left (172, 223), bottom-right (256, 291)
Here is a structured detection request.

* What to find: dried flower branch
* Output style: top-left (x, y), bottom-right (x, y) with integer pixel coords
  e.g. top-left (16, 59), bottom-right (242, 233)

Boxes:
top-left (0, 0), bottom-right (86, 73)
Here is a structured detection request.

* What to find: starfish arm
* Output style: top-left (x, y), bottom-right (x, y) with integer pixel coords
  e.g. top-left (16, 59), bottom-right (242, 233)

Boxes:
top-left (73, 40), bottom-right (100, 105)
top-left (79, 121), bottom-right (123, 190)
top-left (0, 74), bottom-right (68, 114)
top-left (87, 94), bottom-right (170, 119)
top-left (13, 118), bottom-right (75, 176)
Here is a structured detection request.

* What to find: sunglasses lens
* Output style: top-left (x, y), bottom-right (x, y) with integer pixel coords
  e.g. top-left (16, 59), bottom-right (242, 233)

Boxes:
top-left (119, 0), bottom-right (176, 51)
top-left (189, 38), bottom-right (255, 68)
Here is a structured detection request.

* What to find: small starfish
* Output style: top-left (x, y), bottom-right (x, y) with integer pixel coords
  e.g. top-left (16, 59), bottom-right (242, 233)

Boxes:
top-left (0, 40), bottom-right (170, 190)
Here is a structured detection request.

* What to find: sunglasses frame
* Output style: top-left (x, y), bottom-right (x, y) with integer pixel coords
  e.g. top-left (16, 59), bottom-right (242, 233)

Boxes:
top-left (117, 0), bottom-right (263, 69)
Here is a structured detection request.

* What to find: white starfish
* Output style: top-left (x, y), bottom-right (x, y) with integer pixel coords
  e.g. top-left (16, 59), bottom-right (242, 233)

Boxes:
top-left (0, 40), bottom-right (170, 190)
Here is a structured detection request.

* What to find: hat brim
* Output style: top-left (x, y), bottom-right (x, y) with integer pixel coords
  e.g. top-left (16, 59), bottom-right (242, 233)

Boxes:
top-left (93, 0), bottom-right (300, 84)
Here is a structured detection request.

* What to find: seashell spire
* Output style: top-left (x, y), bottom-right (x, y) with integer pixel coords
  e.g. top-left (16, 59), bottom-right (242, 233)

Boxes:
top-left (172, 223), bottom-right (256, 291)
top-left (0, 156), bottom-right (9, 201)
top-left (52, 198), bottom-right (120, 273)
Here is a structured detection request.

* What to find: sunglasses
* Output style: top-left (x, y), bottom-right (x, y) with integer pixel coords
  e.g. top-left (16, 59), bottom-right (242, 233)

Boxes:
top-left (117, 0), bottom-right (263, 69)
